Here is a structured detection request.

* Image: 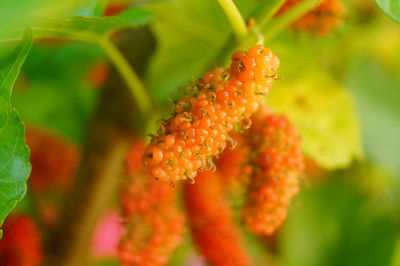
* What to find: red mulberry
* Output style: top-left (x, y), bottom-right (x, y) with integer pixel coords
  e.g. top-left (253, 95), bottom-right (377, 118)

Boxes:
top-left (142, 45), bottom-right (280, 182)
top-left (119, 140), bottom-right (185, 266)
top-left (185, 172), bottom-right (251, 266)
top-left (26, 126), bottom-right (80, 192)
top-left (0, 215), bottom-right (43, 266)
top-left (243, 110), bottom-right (304, 235)
top-left (277, 0), bottom-right (346, 35)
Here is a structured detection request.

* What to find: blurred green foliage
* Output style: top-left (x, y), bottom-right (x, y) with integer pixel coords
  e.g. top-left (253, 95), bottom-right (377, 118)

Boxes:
top-left (13, 43), bottom-right (102, 143)
top-left (280, 166), bottom-right (398, 266)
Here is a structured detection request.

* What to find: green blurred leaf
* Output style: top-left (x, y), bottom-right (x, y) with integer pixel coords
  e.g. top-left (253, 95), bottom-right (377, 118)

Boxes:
top-left (346, 58), bottom-right (400, 176)
top-left (0, 29), bottom-right (32, 235)
top-left (0, 0), bottom-right (91, 27)
top-left (375, 0), bottom-right (400, 23)
top-left (280, 168), bottom-right (397, 266)
top-left (1, 11), bottom-right (152, 42)
top-left (147, 0), bottom-right (254, 103)
top-left (269, 70), bottom-right (363, 170)
top-left (13, 43), bottom-right (102, 143)
top-left (117, 7), bottom-right (153, 26)
top-left (73, 0), bottom-right (107, 16)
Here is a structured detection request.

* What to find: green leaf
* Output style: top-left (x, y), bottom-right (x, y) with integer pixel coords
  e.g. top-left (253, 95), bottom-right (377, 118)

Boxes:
top-left (0, 29), bottom-right (32, 235)
top-left (279, 167), bottom-right (397, 266)
top-left (13, 43), bottom-right (101, 143)
top-left (73, 0), bottom-right (107, 17)
top-left (0, 0), bottom-right (91, 27)
top-left (269, 70), bottom-right (363, 170)
top-left (117, 7), bottom-right (153, 26)
top-left (346, 58), bottom-right (400, 176)
top-left (0, 10), bottom-right (152, 42)
top-left (375, 0), bottom-right (400, 23)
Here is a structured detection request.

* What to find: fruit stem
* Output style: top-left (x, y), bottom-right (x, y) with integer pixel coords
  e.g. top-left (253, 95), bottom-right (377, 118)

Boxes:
top-left (392, 237), bottom-right (400, 266)
top-left (217, 0), bottom-right (248, 40)
top-left (262, 0), bottom-right (318, 42)
top-left (254, 0), bottom-right (286, 29)
top-left (99, 37), bottom-right (152, 113)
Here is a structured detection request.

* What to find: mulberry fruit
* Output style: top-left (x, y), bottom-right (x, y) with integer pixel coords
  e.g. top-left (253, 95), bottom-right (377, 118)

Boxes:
top-left (0, 215), bottom-right (43, 266)
top-left (26, 126), bottom-right (80, 192)
top-left (277, 0), bottom-right (346, 35)
top-left (216, 133), bottom-right (252, 189)
top-left (119, 140), bottom-right (185, 266)
top-left (142, 45), bottom-right (280, 182)
top-left (243, 110), bottom-right (304, 235)
top-left (185, 172), bottom-right (251, 266)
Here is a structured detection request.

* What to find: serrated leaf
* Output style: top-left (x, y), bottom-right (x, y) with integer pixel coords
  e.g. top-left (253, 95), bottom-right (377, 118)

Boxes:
top-left (0, 8), bottom-right (153, 42)
top-left (375, 0), bottom-right (400, 23)
top-left (0, 29), bottom-right (32, 235)
top-left (269, 70), bottom-right (363, 170)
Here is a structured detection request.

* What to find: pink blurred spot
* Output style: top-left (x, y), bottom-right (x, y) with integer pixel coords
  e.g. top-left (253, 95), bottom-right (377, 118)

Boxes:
top-left (187, 253), bottom-right (206, 266)
top-left (91, 210), bottom-right (124, 258)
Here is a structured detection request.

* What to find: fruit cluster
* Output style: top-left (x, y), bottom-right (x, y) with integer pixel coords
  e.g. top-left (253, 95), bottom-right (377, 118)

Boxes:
top-left (0, 215), bottom-right (42, 266)
top-left (119, 140), bottom-right (185, 266)
top-left (277, 0), bottom-right (346, 35)
top-left (185, 172), bottom-right (251, 266)
top-left (242, 111), bottom-right (304, 235)
top-left (216, 133), bottom-right (252, 189)
top-left (142, 45), bottom-right (280, 182)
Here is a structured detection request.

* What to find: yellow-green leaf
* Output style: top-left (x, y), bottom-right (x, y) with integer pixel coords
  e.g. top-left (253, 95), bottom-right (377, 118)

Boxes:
top-left (269, 70), bottom-right (363, 170)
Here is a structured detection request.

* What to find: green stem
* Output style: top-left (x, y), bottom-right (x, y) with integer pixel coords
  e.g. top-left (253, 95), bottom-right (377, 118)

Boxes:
top-left (392, 237), bottom-right (400, 266)
top-left (254, 0), bottom-right (286, 29)
top-left (99, 37), bottom-right (152, 113)
top-left (262, 0), bottom-right (318, 42)
top-left (217, 0), bottom-right (248, 40)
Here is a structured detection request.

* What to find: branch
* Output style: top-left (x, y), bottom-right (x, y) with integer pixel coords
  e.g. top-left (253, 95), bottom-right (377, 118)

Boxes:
top-left (217, 0), bottom-right (248, 40)
top-left (45, 26), bottom-right (156, 266)
top-left (99, 37), bottom-right (152, 113)
top-left (262, 0), bottom-right (319, 42)
top-left (255, 0), bottom-right (286, 29)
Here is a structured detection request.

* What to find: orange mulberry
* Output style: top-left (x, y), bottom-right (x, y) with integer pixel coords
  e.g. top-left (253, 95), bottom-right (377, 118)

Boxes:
top-left (216, 133), bottom-right (252, 189)
top-left (0, 215), bottom-right (43, 266)
top-left (277, 0), bottom-right (346, 35)
top-left (185, 172), bottom-right (251, 266)
top-left (243, 110), bottom-right (304, 235)
top-left (119, 140), bottom-right (185, 266)
top-left (142, 45), bottom-right (280, 182)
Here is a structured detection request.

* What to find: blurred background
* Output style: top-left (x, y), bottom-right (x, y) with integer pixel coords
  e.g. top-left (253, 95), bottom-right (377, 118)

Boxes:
top-left (0, 0), bottom-right (399, 265)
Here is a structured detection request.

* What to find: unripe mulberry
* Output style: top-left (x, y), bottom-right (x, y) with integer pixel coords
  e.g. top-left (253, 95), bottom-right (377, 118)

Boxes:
top-left (277, 0), bottom-right (346, 35)
top-left (26, 126), bottom-right (80, 192)
top-left (0, 215), bottom-right (43, 266)
top-left (243, 111), bottom-right (304, 235)
top-left (119, 140), bottom-right (185, 266)
top-left (185, 172), bottom-right (251, 266)
top-left (142, 45), bottom-right (280, 182)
